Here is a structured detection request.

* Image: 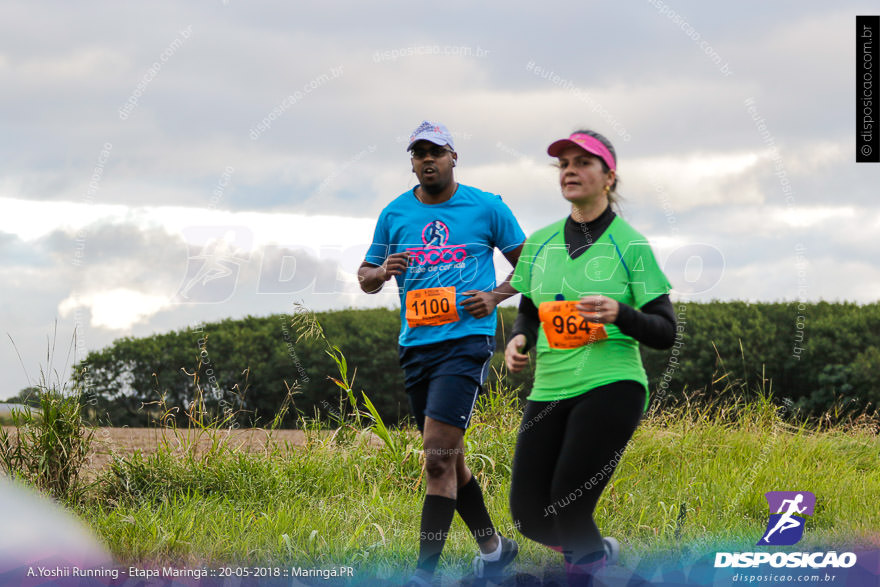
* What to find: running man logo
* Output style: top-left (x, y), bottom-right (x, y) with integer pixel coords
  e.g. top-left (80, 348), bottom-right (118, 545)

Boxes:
top-left (758, 491), bottom-right (816, 546)
top-left (422, 220), bottom-right (450, 246)
top-left (175, 227), bottom-right (252, 303)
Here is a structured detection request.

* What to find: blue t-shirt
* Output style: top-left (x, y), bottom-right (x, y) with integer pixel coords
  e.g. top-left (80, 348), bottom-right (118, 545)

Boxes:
top-left (365, 184), bottom-right (525, 347)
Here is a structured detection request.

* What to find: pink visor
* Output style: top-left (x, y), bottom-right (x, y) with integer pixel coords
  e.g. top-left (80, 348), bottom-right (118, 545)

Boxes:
top-left (547, 133), bottom-right (616, 171)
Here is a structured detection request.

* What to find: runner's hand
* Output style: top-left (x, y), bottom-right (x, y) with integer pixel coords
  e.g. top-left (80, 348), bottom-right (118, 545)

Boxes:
top-left (461, 290), bottom-right (499, 318)
top-left (505, 334), bottom-right (529, 373)
top-left (576, 295), bottom-right (619, 324)
top-left (379, 252), bottom-right (410, 281)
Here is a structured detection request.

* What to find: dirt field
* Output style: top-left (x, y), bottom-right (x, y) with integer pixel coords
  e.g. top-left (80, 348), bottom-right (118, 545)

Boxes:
top-left (2, 426), bottom-right (309, 474)
top-left (87, 427), bottom-right (312, 471)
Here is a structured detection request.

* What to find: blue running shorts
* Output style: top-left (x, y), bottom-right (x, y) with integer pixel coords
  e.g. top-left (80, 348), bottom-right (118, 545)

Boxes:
top-left (398, 334), bottom-right (495, 431)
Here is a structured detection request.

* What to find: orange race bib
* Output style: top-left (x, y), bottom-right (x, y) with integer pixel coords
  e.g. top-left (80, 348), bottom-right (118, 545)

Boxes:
top-left (405, 287), bottom-right (460, 328)
top-left (538, 300), bottom-right (608, 349)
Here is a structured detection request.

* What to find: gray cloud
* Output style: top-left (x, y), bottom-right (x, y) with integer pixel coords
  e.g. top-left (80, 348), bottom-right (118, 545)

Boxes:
top-left (1, 219), bottom-right (385, 398)
top-left (2, 1), bottom-right (875, 398)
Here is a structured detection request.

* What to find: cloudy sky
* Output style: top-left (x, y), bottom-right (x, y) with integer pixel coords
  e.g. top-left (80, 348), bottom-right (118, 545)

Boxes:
top-left (2, 1), bottom-right (878, 399)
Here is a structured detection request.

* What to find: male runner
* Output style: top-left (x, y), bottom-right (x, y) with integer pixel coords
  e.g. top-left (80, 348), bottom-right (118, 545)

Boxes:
top-left (359, 121), bottom-right (525, 585)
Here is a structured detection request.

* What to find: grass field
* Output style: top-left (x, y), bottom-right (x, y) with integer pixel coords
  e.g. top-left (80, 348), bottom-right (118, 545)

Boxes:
top-left (4, 322), bottom-right (878, 583)
top-left (41, 387), bottom-right (876, 583)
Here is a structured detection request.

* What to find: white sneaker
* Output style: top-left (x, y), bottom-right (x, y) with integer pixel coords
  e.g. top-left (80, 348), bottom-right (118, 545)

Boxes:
top-left (602, 536), bottom-right (620, 566)
top-left (470, 535), bottom-right (519, 583)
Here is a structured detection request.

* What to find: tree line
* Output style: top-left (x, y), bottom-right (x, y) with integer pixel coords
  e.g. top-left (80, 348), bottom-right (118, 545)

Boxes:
top-left (13, 301), bottom-right (873, 428)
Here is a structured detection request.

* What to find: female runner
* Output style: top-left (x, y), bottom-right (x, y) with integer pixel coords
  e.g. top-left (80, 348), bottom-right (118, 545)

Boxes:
top-left (506, 129), bottom-right (676, 586)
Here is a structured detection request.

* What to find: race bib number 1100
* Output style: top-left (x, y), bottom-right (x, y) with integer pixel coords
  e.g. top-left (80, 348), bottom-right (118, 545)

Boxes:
top-left (406, 287), bottom-right (459, 327)
top-left (538, 300), bottom-right (607, 349)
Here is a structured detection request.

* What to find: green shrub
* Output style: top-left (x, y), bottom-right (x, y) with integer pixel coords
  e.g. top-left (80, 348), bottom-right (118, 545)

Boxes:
top-left (1, 371), bottom-right (93, 503)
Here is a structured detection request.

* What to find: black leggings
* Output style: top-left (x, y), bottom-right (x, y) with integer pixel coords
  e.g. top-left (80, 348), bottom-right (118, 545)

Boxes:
top-left (509, 380), bottom-right (645, 564)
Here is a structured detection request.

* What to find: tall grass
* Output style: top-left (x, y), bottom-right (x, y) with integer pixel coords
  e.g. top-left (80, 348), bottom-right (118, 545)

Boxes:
top-left (292, 304), bottom-right (425, 485)
top-left (81, 383), bottom-right (880, 576)
top-left (1, 331), bottom-right (94, 503)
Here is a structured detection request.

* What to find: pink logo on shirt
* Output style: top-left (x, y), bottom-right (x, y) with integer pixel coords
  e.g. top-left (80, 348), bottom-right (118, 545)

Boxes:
top-left (406, 220), bottom-right (467, 265)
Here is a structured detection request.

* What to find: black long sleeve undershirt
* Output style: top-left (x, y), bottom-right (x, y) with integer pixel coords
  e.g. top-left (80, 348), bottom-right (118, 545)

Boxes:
top-left (614, 294), bottom-right (676, 348)
top-left (510, 207), bottom-right (676, 350)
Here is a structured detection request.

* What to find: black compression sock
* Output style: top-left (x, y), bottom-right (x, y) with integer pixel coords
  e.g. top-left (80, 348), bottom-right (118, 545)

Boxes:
top-left (456, 476), bottom-right (497, 544)
top-left (417, 494), bottom-right (457, 575)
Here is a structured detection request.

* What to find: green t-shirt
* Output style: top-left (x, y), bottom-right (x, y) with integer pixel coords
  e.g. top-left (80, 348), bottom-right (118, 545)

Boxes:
top-left (511, 215), bottom-right (672, 406)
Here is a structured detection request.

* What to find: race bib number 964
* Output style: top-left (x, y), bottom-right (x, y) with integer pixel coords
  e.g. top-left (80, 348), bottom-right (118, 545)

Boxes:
top-left (538, 300), bottom-right (607, 349)
top-left (405, 287), bottom-right (459, 327)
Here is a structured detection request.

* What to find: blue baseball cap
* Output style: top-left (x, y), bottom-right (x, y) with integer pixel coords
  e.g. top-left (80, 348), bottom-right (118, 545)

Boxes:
top-left (406, 121), bottom-right (455, 151)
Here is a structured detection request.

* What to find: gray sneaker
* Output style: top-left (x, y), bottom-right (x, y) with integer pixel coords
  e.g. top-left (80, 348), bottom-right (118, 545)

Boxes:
top-left (602, 536), bottom-right (620, 565)
top-left (469, 535), bottom-right (519, 584)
